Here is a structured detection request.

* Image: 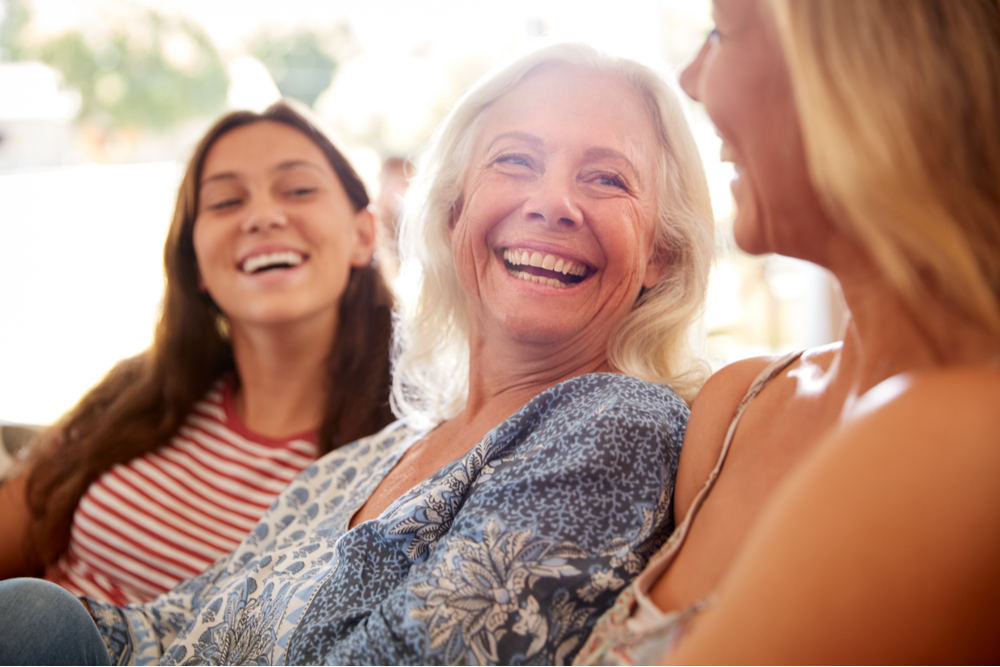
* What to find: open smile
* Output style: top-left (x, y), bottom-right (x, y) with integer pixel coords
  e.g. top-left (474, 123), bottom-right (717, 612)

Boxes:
top-left (500, 247), bottom-right (592, 289)
top-left (239, 250), bottom-right (307, 275)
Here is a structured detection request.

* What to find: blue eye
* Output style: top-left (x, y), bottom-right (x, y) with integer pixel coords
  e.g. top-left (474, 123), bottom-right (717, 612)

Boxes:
top-left (596, 174), bottom-right (627, 190)
top-left (494, 154), bottom-right (531, 167)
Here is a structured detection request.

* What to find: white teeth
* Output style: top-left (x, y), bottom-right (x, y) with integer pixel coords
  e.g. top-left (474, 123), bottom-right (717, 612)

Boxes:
top-left (242, 251), bottom-right (304, 274)
top-left (502, 248), bottom-right (588, 278)
top-left (512, 270), bottom-right (570, 289)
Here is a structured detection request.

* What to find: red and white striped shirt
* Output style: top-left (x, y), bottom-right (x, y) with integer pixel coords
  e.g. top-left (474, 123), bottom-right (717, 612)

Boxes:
top-left (44, 377), bottom-right (317, 605)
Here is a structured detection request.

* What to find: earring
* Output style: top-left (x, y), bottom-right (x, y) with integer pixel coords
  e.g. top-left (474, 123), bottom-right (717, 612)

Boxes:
top-left (215, 312), bottom-right (231, 341)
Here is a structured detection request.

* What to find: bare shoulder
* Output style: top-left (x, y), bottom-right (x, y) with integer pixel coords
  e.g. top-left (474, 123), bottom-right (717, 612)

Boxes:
top-left (672, 365), bottom-right (1000, 664)
top-left (852, 365), bottom-right (1000, 433)
top-left (841, 367), bottom-right (1000, 483)
top-left (673, 354), bottom-right (782, 522)
top-left (843, 366), bottom-right (1000, 511)
top-left (796, 341), bottom-right (839, 371)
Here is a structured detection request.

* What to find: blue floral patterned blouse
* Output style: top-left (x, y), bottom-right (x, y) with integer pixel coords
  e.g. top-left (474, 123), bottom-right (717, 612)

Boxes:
top-left (86, 373), bottom-right (688, 665)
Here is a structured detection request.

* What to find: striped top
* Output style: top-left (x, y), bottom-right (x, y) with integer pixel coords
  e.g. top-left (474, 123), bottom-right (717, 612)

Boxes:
top-left (44, 377), bottom-right (317, 605)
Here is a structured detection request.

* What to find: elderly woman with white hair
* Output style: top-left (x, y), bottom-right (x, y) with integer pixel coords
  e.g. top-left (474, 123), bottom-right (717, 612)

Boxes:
top-left (0, 42), bottom-right (713, 666)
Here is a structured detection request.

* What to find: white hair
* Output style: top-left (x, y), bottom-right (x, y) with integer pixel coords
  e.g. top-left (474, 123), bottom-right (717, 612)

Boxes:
top-left (392, 42), bottom-right (714, 425)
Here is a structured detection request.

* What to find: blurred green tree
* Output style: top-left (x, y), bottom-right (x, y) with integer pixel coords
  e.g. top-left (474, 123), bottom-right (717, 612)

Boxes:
top-left (32, 10), bottom-right (227, 130)
top-left (0, 0), bottom-right (30, 60)
top-left (250, 30), bottom-right (338, 108)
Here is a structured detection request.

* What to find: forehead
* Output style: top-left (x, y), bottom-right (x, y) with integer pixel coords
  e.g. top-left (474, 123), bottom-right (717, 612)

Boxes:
top-left (202, 120), bottom-right (331, 177)
top-left (476, 64), bottom-right (660, 158)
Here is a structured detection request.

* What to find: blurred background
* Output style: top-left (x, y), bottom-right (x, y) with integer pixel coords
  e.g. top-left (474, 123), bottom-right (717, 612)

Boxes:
top-left (0, 0), bottom-right (843, 426)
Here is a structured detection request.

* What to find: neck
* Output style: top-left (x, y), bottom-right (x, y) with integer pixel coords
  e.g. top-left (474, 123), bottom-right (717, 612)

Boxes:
top-left (229, 312), bottom-right (336, 439)
top-left (824, 243), bottom-right (1000, 402)
top-left (456, 324), bottom-right (612, 429)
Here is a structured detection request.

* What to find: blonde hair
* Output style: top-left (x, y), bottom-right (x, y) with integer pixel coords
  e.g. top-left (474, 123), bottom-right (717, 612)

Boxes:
top-left (392, 43), bottom-right (714, 424)
top-left (769, 0), bottom-right (1000, 338)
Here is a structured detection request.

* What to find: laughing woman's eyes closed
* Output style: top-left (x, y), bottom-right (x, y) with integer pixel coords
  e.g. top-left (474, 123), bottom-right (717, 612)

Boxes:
top-left (287, 186), bottom-right (319, 198)
top-left (204, 196), bottom-right (243, 212)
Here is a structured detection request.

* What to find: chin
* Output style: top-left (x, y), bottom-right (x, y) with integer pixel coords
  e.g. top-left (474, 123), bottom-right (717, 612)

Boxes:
top-left (494, 310), bottom-right (588, 348)
top-left (731, 210), bottom-right (772, 256)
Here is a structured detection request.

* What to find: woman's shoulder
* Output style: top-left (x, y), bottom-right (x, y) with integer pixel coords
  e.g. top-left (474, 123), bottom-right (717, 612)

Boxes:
top-left (501, 373), bottom-right (692, 467)
top-left (550, 373), bottom-right (694, 439)
top-left (717, 365), bottom-right (1000, 661)
top-left (673, 348), bottom-right (821, 521)
top-left (668, 365), bottom-right (1000, 664)
top-left (675, 356), bottom-right (786, 455)
top-left (845, 364), bottom-right (1000, 459)
top-left (818, 366), bottom-right (1000, 542)
top-left (565, 371), bottom-right (691, 406)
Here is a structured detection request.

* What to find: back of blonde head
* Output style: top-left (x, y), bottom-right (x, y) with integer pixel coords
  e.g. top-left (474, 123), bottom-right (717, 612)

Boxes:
top-left (392, 43), bottom-right (714, 425)
top-left (769, 0), bottom-right (1000, 340)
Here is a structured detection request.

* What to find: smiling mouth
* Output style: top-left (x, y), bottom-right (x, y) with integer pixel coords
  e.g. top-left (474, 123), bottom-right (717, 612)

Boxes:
top-left (240, 251), bottom-right (305, 274)
top-left (501, 248), bottom-right (592, 289)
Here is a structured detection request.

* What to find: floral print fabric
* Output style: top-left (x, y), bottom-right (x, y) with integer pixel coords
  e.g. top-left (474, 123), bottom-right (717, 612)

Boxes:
top-left (87, 373), bottom-right (688, 665)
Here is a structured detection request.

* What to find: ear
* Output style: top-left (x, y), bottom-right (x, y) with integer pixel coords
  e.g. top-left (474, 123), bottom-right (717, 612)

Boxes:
top-left (449, 193), bottom-right (465, 231)
top-left (349, 206), bottom-right (378, 268)
top-left (642, 243), bottom-right (670, 289)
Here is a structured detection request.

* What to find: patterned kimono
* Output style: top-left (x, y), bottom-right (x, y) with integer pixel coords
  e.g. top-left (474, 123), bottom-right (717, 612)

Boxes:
top-left (87, 373), bottom-right (688, 665)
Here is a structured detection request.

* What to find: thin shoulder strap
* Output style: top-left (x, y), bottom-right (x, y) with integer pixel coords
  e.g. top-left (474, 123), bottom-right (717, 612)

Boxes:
top-left (674, 350), bottom-right (805, 535)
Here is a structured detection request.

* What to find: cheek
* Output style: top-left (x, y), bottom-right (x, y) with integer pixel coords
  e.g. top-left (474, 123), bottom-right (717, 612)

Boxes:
top-left (449, 215), bottom-right (483, 283)
top-left (454, 190), bottom-right (508, 263)
top-left (191, 220), bottom-right (227, 284)
top-left (697, 55), bottom-right (737, 129)
top-left (191, 222), bottom-right (209, 272)
top-left (622, 202), bottom-right (658, 267)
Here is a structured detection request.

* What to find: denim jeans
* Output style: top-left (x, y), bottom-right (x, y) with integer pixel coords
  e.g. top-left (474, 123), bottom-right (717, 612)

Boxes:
top-left (0, 578), bottom-right (111, 665)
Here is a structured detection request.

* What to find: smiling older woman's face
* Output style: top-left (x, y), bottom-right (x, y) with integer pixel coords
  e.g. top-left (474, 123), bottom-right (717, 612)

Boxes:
top-left (450, 64), bottom-right (665, 354)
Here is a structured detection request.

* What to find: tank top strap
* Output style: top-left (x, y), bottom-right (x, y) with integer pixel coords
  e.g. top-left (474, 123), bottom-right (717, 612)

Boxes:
top-left (674, 350), bottom-right (805, 544)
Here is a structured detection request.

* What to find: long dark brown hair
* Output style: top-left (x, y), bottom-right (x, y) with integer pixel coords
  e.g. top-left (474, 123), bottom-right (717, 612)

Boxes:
top-left (21, 101), bottom-right (395, 569)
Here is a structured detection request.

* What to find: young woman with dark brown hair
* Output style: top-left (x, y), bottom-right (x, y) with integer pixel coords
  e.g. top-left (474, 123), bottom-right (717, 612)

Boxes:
top-left (0, 101), bottom-right (395, 604)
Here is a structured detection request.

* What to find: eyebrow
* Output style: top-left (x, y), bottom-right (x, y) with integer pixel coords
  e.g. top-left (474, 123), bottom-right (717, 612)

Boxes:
top-left (200, 160), bottom-right (326, 187)
top-left (486, 131), bottom-right (543, 153)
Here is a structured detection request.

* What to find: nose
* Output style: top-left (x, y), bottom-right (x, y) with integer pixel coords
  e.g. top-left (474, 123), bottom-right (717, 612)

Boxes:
top-left (680, 38), bottom-right (710, 102)
top-left (240, 197), bottom-right (288, 233)
top-left (523, 174), bottom-right (583, 229)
